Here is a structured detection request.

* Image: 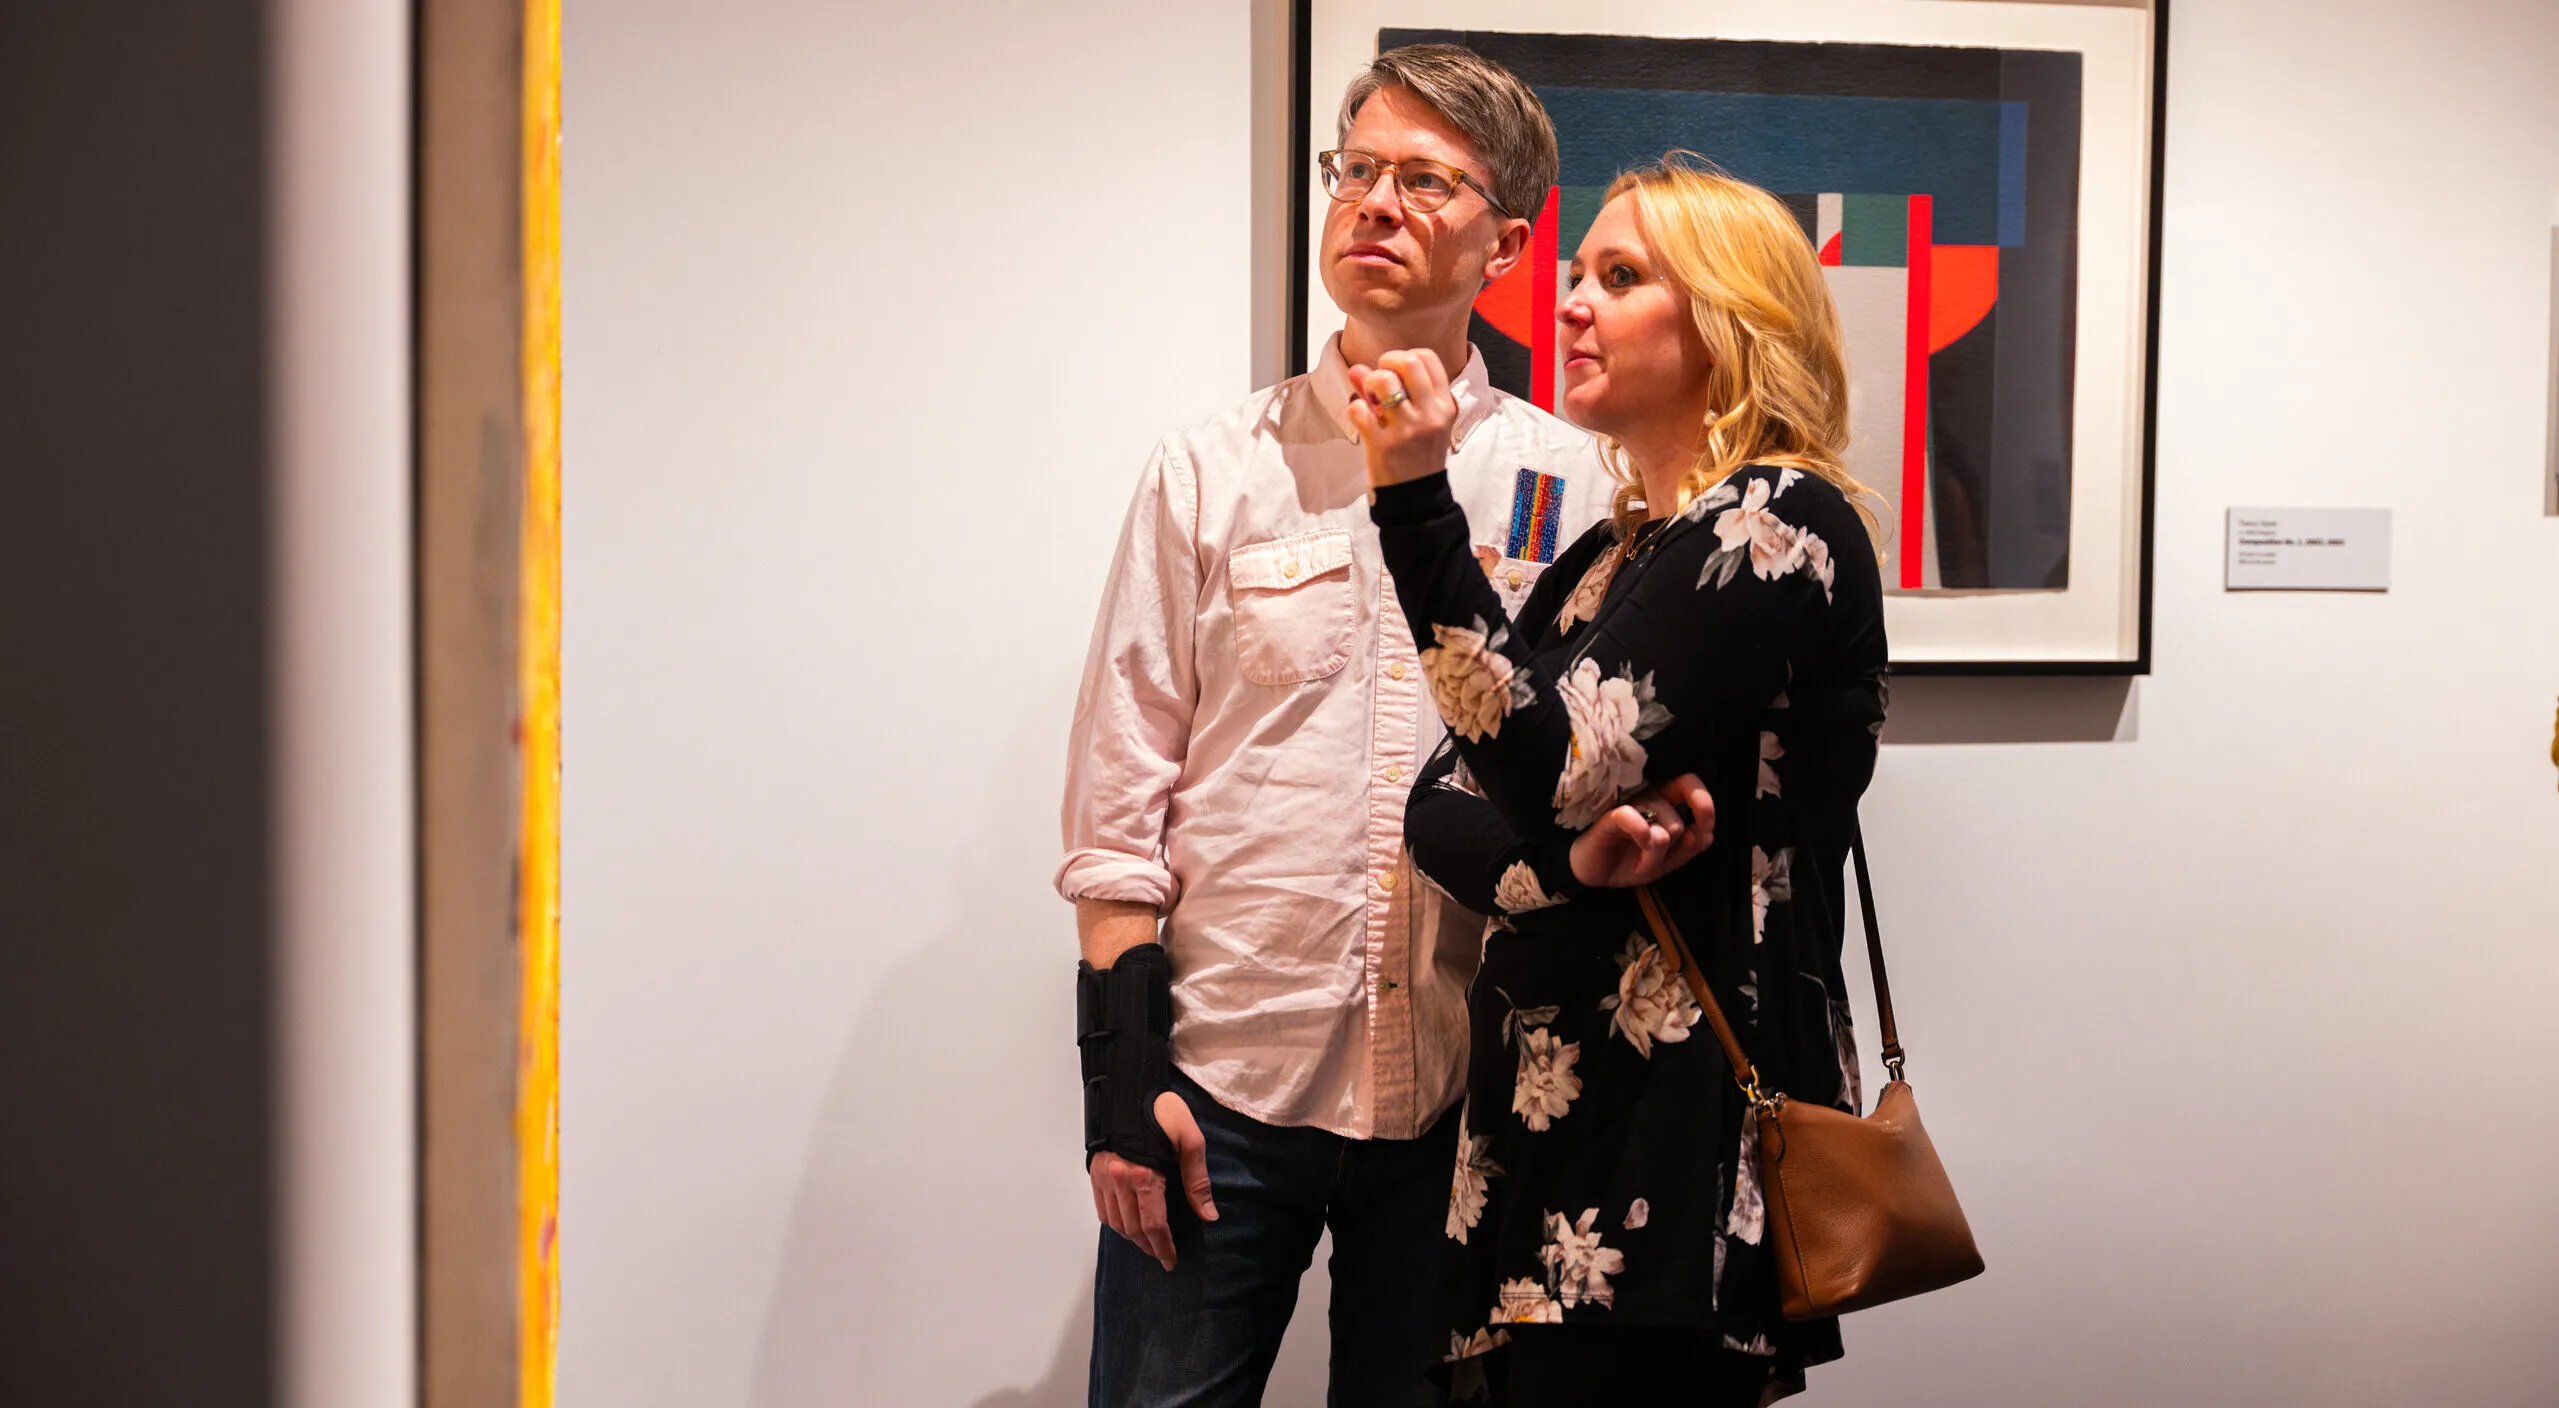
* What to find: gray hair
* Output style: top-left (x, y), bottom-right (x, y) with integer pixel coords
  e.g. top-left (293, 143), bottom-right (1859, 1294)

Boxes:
top-left (1337, 44), bottom-right (1558, 222)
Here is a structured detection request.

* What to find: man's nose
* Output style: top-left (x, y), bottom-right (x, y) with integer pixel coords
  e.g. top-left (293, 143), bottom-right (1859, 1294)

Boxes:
top-left (1354, 172), bottom-right (1405, 225)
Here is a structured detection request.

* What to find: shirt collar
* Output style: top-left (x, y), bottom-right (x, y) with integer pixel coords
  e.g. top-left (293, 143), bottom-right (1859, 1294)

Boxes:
top-left (1308, 333), bottom-right (1500, 451)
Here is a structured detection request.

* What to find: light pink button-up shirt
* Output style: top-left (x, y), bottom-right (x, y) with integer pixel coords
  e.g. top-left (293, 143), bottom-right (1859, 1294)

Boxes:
top-left (1058, 337), bottom-right (1609, 1139)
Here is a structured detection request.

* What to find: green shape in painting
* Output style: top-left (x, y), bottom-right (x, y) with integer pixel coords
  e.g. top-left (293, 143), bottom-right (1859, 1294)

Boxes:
top-left (1840, 194), bottom-right (1908, 268)
top-left (1559, 186), bottom-right (1608, 258)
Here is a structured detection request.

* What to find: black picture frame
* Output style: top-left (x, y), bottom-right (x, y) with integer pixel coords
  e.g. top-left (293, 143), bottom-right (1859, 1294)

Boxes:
top-left (1288, 0), bottom-right (2170, 675)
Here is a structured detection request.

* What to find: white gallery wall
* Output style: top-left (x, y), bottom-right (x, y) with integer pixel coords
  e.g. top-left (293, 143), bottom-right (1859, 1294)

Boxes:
top-left (561, 0), bottom-right (2559, 1403)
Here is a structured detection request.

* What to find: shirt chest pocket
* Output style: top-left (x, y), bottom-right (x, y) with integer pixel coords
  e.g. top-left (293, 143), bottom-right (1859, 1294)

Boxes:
top-left (1228, 529), bottom-right (1358, 686)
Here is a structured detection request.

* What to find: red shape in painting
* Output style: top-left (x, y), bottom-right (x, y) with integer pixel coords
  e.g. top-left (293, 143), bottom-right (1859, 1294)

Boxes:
top-left (1530, 188), bottom-right (1560, 412)
top-left (1472, 243), bottom-right (1535, 346)
top-left (1818, 231), bottom-right (1843, 267)
top-left (1900, 196), bottom-right (1933, 590)
top-left (1927, 245), bottom-right (1999, 353)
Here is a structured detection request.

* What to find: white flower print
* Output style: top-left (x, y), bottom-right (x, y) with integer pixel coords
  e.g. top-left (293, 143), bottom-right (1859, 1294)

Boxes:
top-left (1495, 1277), bottom-right (1565, 1324)
top-left (1511, 1026), bottom-right (1583, 1133)
top-left (1494, 860), bottom-right (1567, 915)
top-left (1424, 736), bottom-right (1480, 800)
top-left (1555, 540), bottom-right (1625, 635)
top-left (1623, 1197), bottom-right (1651, 1231)
top-left (1540, 1208), bottom-right (1627, 1310)
top-left (1756, 731), bottom-right (1785, 799)
top-left (1494, 988), bottom-right (1561, 1050)
top-left (1447, 1109), bottom-right (1504, 1243)
top-left (1694, 477), bottom-right (1798, 587)
top-left (1446, 1327), bottom-right (1510, 1400)
top-left (1678, 478), bottom-right (1744, 524)
top-left (1724, 479), bottom-right (1808, 576)
top-left (1694, 475), bottom-right (1836, 599)
top-left (1727, 1118), bottom-right (1766, 1245)
top-left (1421, 616), bottom-right (1537, 743)
top-left (1750, 846), bottom-right (1794, 943)
top-left (1551, 660), bottom-right (1674, 829)
top-left (1724, 1332), bottom-right (1777, 1357)
top-left (1598, 935), bottom-right (1700, 1059)
top-left (1830, 995), bottom-right (1864, 1114)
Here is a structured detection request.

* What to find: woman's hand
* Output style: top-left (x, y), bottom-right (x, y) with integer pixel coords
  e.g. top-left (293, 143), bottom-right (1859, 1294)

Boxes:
top-left (1569, 775), bottom-right (1716, 888)
top-left (1346, 348), bottom-right (1458, 488)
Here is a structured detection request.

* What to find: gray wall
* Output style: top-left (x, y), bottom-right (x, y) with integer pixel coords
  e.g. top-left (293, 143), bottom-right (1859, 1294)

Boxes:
top-left (1, 6), bottom-right (278, 1403)
top-left (561, 1), bottom-right (2559, 1404)
top-left (0, 5), bottom-right (414, 1405)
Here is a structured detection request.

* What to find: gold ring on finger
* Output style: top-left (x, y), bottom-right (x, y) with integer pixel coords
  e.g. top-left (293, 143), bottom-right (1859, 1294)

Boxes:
top-left (1378, 388), bottom-right (1409, 412)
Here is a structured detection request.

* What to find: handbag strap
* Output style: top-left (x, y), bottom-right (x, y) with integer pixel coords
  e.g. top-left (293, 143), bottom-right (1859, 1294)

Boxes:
top-left (1847, 823), bottom-right (1906, 1082)
top-left (1634, 885), bottom-right (1765, 1101)
top-left (1635, 820), bottom-right (1905, 1102)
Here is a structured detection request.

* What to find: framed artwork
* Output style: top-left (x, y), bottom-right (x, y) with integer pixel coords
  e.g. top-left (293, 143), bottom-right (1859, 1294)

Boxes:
top-left (1291, 0), bottom-right (2168, 673)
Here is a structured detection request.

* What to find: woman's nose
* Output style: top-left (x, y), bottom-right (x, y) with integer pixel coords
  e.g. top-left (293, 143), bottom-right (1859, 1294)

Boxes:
top-left (1557, 294), bottom-right (1592, 327)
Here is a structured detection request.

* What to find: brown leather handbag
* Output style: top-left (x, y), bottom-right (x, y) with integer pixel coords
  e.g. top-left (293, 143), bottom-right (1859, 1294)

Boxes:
top-left (1635, 830), bottom-right (1984, 1320)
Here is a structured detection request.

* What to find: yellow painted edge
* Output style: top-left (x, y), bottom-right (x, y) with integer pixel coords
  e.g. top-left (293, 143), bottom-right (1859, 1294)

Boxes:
top-left (518, 0), bottom-right (564, 1403)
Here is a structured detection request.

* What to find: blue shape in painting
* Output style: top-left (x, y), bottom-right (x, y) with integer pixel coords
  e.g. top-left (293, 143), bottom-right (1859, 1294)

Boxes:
top-left (1540, 88), bottom-right (2010, 245)
top-left (1997, 101), bottom-right (2028, 248)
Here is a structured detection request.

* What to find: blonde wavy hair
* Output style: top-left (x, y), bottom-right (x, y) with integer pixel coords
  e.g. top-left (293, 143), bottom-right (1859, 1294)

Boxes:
top-left (1596, 153), bottom-right (1886, 554)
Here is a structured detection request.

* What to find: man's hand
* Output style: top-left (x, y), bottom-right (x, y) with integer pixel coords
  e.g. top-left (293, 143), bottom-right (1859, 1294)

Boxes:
top-left (1089, 1089), bottom-right (1218, 1271)
top-left (1569, 774), bottom-right (1716, 888)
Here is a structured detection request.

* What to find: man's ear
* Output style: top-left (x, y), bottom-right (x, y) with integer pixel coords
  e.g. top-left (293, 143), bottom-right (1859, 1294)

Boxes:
top-left (1477, 215), bottom-right (1536, 286)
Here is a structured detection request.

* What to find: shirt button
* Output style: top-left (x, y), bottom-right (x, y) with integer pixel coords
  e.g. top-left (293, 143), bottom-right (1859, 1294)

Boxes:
top-left (1389, 661), bottom-right (1408, 680)
top-left (1506, 568), bottom-right (1525, 589)
top-left (1282, 560), bottom-right (1299, 579)
top-left (1383, 764), bottom-right (1402, 783)
top-left (1378, 871), bottom-right (1398, 892)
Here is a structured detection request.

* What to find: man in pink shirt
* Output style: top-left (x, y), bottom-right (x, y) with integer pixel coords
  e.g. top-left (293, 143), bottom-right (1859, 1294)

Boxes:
top-left (1061, 45), bottom-right (1608, 1405)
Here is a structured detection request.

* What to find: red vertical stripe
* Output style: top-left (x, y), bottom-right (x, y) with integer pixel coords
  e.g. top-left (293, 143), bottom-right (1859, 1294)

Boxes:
top-left (1900, 196), bottom-right (1933, 589)
top-left (1530, 188), bottom-right (1560, 413)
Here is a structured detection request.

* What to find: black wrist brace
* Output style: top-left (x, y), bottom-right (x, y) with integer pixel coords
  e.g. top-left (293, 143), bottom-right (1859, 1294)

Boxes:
top-left (1077, 942), bottom-right (1176, 1174)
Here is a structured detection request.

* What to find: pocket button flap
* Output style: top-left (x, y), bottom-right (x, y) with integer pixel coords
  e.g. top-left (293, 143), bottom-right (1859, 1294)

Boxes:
top-left (1230, 529), bottom-right (1354, 592)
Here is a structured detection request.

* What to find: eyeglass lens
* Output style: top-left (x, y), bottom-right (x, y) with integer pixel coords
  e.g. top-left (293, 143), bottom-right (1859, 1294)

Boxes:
top-left (1325, 152), bottom-right (1461, 211)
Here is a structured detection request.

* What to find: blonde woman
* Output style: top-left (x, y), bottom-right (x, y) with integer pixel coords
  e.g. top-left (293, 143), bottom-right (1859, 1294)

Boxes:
top-left (1349, 156), bottom-right (1889, 1404)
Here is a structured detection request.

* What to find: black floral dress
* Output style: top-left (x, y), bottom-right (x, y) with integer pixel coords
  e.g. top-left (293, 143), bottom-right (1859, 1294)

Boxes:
top-left (1369, 464), bottom-right (1889, 1400)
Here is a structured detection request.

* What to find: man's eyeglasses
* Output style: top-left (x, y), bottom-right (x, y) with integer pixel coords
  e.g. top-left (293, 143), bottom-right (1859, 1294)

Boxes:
top-left (1317, 149), bottom-right (1517, 219)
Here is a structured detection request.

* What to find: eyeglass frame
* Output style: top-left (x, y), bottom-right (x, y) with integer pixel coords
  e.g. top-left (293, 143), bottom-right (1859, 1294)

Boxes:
top-left (1316, 148), bottom-right (1519, 221)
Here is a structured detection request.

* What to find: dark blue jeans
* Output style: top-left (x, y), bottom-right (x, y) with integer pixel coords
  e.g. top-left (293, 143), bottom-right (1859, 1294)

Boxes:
top-left (1090, 1068), bottom-right (1461, 1407)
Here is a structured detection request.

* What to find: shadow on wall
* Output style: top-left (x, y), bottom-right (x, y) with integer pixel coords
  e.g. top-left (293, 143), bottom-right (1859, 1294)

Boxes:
top-left (964, 1280), bottom-right (1089, 1408)
top-left (958, 1246), bottom-right (1333, 1408)
top-left (731, 668), bottom-right (2129, 1405)
top-left (739, 692), bottom-right (1086, 1407)
top-left (744, 681), bottom-right (1332, 1407)
top-left (1883, 675), bottom-right (2138, 745)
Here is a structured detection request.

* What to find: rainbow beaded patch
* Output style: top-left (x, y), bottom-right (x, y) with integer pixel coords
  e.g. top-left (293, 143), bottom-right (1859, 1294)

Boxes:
top-left (1506, 468), bottom-right (1566, 563)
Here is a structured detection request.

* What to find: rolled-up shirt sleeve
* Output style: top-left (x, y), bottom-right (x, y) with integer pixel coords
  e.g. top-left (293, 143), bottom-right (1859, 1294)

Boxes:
top-left (1056, 439), bottom-right (1202, 909)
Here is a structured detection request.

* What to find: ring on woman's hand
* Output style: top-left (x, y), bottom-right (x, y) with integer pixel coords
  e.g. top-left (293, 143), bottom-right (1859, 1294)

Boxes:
top-left (1377, 387), bottom-right (1410, 412)
top-left (1636, 805), bottom-right (1658, 823)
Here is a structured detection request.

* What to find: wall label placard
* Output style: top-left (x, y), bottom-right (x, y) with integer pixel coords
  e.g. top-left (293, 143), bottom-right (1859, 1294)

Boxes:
top-left (2225, 508), bottom-right (2392, 592)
